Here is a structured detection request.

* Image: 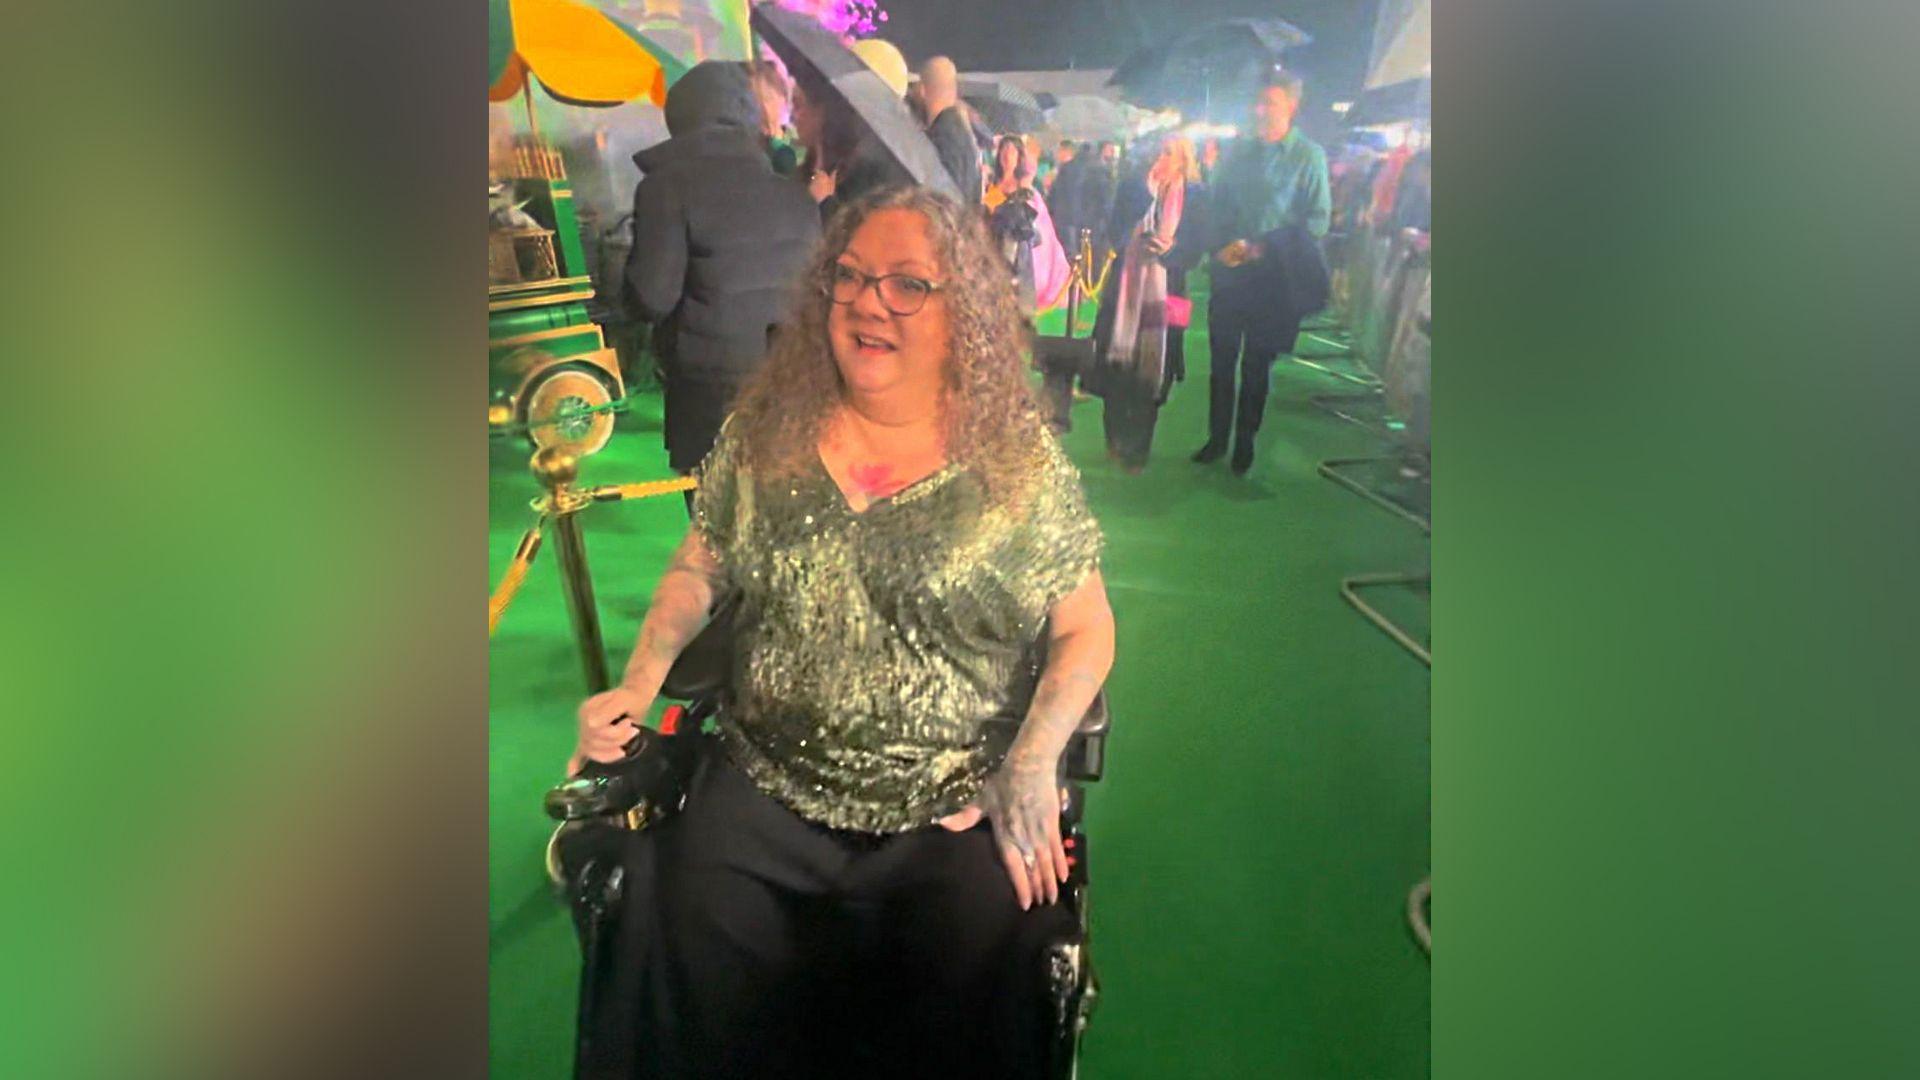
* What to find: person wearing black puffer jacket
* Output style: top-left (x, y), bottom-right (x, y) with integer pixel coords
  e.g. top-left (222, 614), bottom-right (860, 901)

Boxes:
top-left (626, 61), bottom-right (822, 506)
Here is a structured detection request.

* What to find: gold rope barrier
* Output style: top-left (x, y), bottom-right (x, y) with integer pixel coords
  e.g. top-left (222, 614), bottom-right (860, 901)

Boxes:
top-left (586, 475), bottom-right (699, 503)
top-left (489, 516), bottom-right (548, 636)
top-left (489, 463), bottom-right (698, 640)
top-left (1071, 233), bottom-right (1117, 300)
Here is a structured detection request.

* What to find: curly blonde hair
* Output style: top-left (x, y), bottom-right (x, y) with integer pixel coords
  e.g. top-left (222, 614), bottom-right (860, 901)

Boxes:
top-left (727, 186), bottom-right (1053, 508)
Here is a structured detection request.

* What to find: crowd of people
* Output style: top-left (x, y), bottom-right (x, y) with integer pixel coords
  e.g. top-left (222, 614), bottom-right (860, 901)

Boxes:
top-left (592, 43), bottom-right (1337, 1077)
top-left (625, 48), bottom-right (1333, 491)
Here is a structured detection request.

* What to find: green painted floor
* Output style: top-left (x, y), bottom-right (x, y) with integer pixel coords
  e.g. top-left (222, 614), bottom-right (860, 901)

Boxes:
top-left (489, 274), bottom-right (1431, 1078)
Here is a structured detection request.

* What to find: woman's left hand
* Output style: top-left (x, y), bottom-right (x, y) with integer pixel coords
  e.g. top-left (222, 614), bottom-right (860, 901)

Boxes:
top-left (938, 749), bottom-right (1067, 909)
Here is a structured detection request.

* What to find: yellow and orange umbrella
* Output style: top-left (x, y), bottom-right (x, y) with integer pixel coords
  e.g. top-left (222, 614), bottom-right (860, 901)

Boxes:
top-left (488, 0), bottom-right (671, 108)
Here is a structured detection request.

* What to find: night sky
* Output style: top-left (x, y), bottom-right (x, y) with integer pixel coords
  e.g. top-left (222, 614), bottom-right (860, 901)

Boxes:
top-left (877, 0), bottom-right (1380, 118)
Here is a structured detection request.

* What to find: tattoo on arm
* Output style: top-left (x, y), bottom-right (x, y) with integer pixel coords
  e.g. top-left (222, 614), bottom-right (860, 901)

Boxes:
top-left (1012, 667), bottom-right (1103, 764)
top-left (1008, 568), bottom-right (1114, 767)
top-left (620, 532), bottom-right (725, 693)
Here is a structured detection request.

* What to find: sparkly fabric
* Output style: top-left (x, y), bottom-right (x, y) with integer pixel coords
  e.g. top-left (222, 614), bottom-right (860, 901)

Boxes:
top-left (691, 422), bottom-right (1104, 833)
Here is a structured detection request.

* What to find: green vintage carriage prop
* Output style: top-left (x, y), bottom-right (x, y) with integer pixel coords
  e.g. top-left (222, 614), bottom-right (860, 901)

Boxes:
top-left (487, 0), bottom-right (685, 457)
top-left (490, 134), bottom-right (626, 458)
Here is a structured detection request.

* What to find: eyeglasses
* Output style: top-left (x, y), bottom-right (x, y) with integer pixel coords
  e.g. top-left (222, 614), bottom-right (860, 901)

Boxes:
top-left (825, 262), bottom-right (944, 317)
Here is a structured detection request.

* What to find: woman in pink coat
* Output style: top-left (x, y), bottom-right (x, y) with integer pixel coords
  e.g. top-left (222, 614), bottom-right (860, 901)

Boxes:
top-left (984, 135), bottom-right (1071, 313)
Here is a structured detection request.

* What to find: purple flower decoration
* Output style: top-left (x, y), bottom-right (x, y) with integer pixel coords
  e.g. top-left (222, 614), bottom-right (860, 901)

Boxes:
top-left (772, 0), bottom-right (890, 39)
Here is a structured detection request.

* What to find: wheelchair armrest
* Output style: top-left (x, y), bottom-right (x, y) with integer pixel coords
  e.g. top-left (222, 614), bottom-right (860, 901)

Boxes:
top-left (982, 691), bottom-right (1109, 784)
top-left (1033, 333), bottom-right (1096, 373)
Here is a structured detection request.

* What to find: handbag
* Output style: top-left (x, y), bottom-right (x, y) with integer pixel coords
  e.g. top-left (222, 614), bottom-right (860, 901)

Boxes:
top-left (1163, 294), bottom-right (1192, 329)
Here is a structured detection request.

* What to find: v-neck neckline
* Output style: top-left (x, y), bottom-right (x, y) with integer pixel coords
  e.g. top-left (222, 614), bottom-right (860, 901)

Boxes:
top-left (814, 449), bottom-right (957, 517)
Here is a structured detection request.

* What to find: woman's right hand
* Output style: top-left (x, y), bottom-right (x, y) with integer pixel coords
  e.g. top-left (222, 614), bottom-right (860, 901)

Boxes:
top-left (807, 168), bottom-right (837, 203)
top-left (568, 686), bottom-right (651, 777)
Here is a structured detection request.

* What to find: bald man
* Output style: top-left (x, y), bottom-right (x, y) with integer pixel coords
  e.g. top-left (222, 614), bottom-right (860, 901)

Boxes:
top-left (919, 55), bottom-right (981, 200)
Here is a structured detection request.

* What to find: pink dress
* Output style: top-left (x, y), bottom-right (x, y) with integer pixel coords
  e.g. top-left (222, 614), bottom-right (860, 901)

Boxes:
top-left (1026, 189), bottom-right (1072, 312)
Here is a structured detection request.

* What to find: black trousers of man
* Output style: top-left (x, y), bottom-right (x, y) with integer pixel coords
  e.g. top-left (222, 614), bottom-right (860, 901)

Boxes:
top-left (1204, 284), bottom-right (1302, 455)
top-left (636, 752), bottom-right (1075, 1079)
top-left (664, 371), bottom-right (742, 517)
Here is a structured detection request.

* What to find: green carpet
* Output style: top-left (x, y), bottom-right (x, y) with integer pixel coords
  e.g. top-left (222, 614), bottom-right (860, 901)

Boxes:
top-left (488, 272), bottom-right (1431, 1077)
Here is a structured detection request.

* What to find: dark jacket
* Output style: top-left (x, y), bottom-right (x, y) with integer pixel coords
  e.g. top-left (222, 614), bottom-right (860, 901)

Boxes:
top-left (1211, 220), bottom-right (1330, 341)
top-left (817, 135), bottom-right (914, 223)
top-left (927, 106), bottom-right (981, 201)
top-left (1070, 160), bottom-right (1120, 255)
top-left (626, 62), bottom-right (821, 383)
top-left (1048, 155), bottom-right (1090, 246)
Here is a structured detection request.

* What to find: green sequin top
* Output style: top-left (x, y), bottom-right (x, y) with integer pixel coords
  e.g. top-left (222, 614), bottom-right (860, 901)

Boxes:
top-left (691, 422), bottom-right (1104, 833)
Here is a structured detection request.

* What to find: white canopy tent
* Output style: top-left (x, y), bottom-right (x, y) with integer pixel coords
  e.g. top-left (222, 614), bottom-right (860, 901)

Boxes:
top-left (1366, 0), bottom-right (1432, 91)
top-left (1352, 0), bottom-right (1431, 132)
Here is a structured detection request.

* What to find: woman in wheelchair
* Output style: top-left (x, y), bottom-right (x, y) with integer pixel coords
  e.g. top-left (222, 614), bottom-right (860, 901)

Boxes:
top-left (570, 186), bottom-right (1115, 1078)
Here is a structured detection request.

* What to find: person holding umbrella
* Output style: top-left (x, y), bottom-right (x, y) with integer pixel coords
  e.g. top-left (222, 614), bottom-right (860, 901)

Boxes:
top-left (751, 3), bottom-right (958, 221)
top-left (792, 65), bottom-right (912, 219)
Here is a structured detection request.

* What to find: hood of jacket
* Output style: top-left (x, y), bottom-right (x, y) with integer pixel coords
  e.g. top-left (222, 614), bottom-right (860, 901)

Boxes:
top-left (633, 124), bottom-right (771, 176)
top-left (633, 60), bottom-right (767, 175)
top-left (664, 59), bottom-right (757, 138)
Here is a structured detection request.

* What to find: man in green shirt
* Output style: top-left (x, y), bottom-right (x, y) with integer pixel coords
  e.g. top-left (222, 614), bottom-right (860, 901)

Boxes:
top-left (1195, 67), bottom-right (1331, 475)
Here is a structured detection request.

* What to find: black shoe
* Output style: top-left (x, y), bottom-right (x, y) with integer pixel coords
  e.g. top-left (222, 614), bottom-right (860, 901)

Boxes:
top-left (1231, 440), bottom-right (1255, 475)
top-left (1191, 441), bottom-right (1227, 464)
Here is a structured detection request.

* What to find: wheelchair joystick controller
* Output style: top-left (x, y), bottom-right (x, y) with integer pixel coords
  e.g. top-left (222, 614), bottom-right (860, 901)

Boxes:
top-left (544, 714), bottom-right (692, 825)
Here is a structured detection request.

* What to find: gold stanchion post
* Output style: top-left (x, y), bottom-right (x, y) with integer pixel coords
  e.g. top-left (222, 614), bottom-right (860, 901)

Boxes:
top-left (532, 446), bottom-right (612, 693)
top-left (1066, 228), bottom-right (1090, 339)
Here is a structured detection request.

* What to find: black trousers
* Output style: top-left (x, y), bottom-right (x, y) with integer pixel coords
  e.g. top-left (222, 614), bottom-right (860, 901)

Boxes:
top-left (1041, 367), bottom-right (1076, 433)
top-left (1032, 320), bottom-right (1077, 435)
top-left (1206, 294), bottom-right (1302, 447)
top-left (1164, 265), bottom-right (1189, 393)
top-left (662, 372), bottom-right (743, 474)
top-left (641, 753), bottom-right (1075, 1079)
top-left (1100, 377), bottom-right (1160, 468)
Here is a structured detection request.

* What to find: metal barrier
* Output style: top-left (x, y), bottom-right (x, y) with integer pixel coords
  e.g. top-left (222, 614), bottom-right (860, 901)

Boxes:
top-left (1318, 456), bottom-right (1431, 534)
top-left (1408, 876), bottom-right (1432, 954)
top-left (1307, 388), bottom-right (1397, 440)
top-left (1320, 201), bottom-right (1434, 967)
top-left (1339, 571), bottom-right (1431, 667)
top-left (1314, 235), bottom-right (1431, 531)
top-left (488, 446), bottom-right (698, 694)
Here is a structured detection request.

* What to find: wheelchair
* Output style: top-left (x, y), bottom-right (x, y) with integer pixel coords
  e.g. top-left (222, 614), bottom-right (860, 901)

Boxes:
top-left (544, 604), bottom-right (1112, 1079)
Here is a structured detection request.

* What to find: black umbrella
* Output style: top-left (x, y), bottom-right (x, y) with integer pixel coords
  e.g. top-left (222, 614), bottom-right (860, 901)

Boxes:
top-left (1109, 44), bottom-right (1172, 102)
top-left (749, 3), bottom-right (959, 198)
top-left (960, 78), bottom-right (1045, 134)
top-left (1195, 17), bottom-right (1312, 55)
top-left (1109, 17), bottom-right (1313, 118)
